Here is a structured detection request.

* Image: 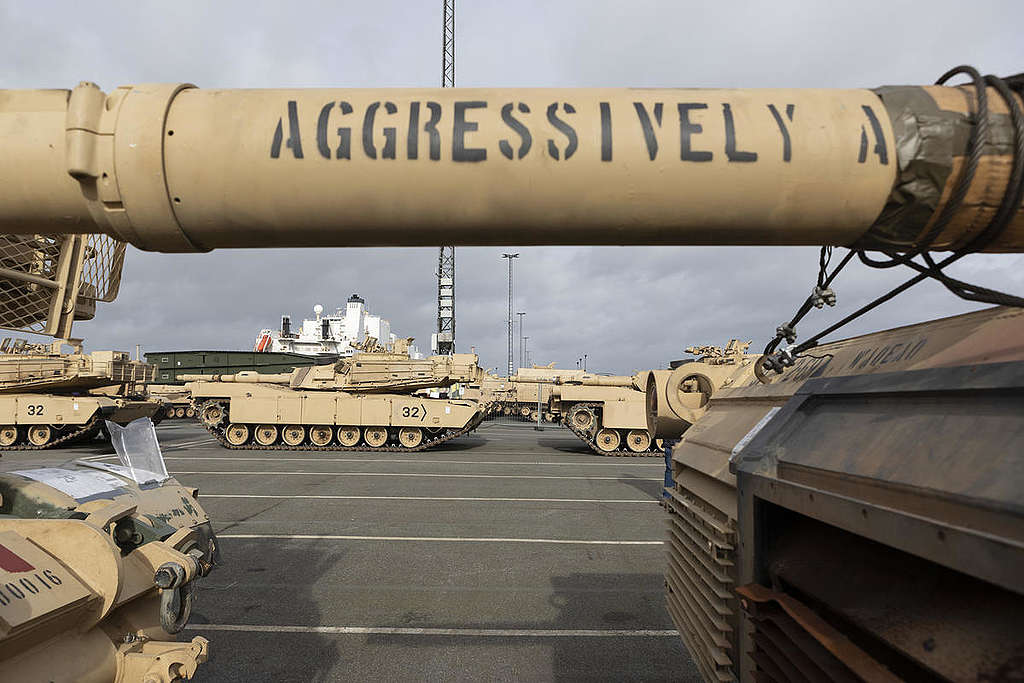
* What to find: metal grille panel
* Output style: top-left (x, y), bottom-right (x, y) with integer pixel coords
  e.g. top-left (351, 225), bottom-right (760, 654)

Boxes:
top-left (665, 478), bottom-right (738, 682)
top-left (81, 234), bottom-right (126, 303)
top-left (0, 234), bottom-right (125, 336)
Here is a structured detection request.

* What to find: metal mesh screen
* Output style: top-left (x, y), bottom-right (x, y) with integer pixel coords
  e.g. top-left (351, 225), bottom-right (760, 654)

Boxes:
top-left (81, 233), bottom-right (126, 303)
top-left (0, 234), bottom-right (65, 334)
top-left (0, 233), bottom-right (126, 336)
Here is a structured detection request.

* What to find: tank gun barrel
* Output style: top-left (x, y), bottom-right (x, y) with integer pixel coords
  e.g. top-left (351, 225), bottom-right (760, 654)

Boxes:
top-left (180, 371), bottom-right (292, 383)
top-left (511, 374), bottom-right (640, 388)
top-left (1, 79), bottom-right (1021, 253)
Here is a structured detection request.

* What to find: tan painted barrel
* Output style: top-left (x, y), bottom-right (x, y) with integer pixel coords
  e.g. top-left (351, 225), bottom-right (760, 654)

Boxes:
top-left (0, 81), bottom-right (1020, 253)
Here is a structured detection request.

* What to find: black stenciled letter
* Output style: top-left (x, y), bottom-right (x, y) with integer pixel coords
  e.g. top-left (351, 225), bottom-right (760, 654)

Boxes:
top-left (546, 103), bottom-right (578, 160)
top-left (600, 102), bottom-right (612, 161)
top-left (363, 102), bottom-right (398, 159)
top-left (317, 101), bottom-right (354, 159)
top-left (453, 101), bottom-right (487, 162)
top-left (858, 105), bottom-right (889, 165)
top-left (316, 103), bottom-right (334, 158)
top-left (766, 104), bottom-right (794, 162)
top-left (499, 102), bottom-right (532, 160)
top-left (423, 102), bottom-right (442, 160)
top-left (678, 103), bottom-right (712, 162)
top-left (633, 102), bottom-right (663, 160)
top-left (270, 100), bottom-right (304, 158)
top-left (723, 103), bottom-right (757, 162)
top-left (407, 102), bottom-right (420, 159)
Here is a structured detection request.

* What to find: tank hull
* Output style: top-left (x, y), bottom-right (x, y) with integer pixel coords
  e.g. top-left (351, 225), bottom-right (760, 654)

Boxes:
top-left (553, 385), bottom-right (660, 456)
top-left (0, 394), bottom-right (163, 449)
top-left (663, 306), bottom-right (1024, 682)
top-left (188, 381), bottom-right (484, 451)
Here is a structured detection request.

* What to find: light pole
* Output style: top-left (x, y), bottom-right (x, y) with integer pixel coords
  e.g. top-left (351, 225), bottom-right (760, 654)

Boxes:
top-left (583, 353), bottom-right (587, 371)
top-left (516, 312), bottom-right (525, 370)
top-left (501, 253), bottom-right (519, 377)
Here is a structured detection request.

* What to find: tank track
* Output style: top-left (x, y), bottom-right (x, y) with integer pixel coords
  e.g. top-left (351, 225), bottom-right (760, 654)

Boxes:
top-left (195, 401), bottom-right (485, 453)
top-left (563, 402), bottom-right (660, 457)
top-left (1, 413), bottom-right (103, 450)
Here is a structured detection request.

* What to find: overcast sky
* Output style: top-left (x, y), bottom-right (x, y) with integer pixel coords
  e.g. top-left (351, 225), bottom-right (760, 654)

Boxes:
top-left (4, 2), bottom-right (1023, 374)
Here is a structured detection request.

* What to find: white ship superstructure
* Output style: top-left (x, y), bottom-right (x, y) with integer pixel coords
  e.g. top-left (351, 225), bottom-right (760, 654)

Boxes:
top-left (254, 294), bottom-right (423, 358)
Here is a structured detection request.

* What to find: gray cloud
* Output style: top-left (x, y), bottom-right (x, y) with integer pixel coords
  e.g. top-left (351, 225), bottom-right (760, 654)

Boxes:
top-left (5, 1), bottom-right (1023, 375)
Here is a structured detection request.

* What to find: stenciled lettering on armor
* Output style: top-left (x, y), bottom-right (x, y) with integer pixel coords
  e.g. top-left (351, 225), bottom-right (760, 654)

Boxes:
top-left (267, 99), bottom-right (886, 165)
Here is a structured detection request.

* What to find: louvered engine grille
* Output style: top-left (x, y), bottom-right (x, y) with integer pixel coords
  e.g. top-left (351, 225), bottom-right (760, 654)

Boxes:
top-left (664, 481), bottom-right (738, 682)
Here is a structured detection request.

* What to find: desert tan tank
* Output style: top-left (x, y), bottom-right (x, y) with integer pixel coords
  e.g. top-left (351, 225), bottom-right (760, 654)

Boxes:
top-left (184, 339), bottom-right (486, 451)
top-left (512, 371), bottom-right (660, 455)
top-left (0, 338), bottom-right (164, 449)
top-left (146, 383), bottom-right (195, 420)
top-left (1, 70), bottom-right (1023, 682)
top-left (503, 365), bottom-right (585, 421)
top-left (461, 371), bottom-right (513, 417)
top-left (0, 441), bottom-right (218, 681)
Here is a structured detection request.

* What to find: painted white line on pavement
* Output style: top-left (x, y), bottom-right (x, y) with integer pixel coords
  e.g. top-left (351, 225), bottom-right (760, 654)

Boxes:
top-left (186, 623), bottom-right (677, 637)
top-left (171, 471), bottom-right (661, 481)
top-left (217, 534), bottom-right (663, 545)
top-left (162, 456), bottom-right (660, 467)
top-left (203, 494), bottom-right (655, 503)
top-left (166, 439), bottom-right (219, 449)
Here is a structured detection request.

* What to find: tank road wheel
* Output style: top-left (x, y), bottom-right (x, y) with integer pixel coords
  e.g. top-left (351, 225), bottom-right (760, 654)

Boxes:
top-left (27, 425), bottom-right (54, 447)
top-left (529, 409), bottom-right (540, 423)
top-left (570, 406), bottom-right (597, 433)
top-left (225, 423), bottom-right (250, 446)
top-left (337, 426), bottom-right (361, 447)
top-left (398, 427), bottom-right (423, 449)
top-left (595, 428), bottom-right (621, 453)
top-left (626, 430), bottom-right (652, 453)
top-left (174, 407), bottom-right (186, 419)
top-left (282, 425), bottom-right (306, 447)
top-left (254, 424), bottom-right (279, 447)
top-left (0, 426), bottom-right (18, 447)
top-left (519, 406), bottom-right (531, 418)
top-left (200, 402), bottom-right (226, 427)
top-left (185, 407), bottom-right (196, 419)
top-left (309, 426), bottom-right (334, 447)
top-left (364, 427), bottom-right (388, 448)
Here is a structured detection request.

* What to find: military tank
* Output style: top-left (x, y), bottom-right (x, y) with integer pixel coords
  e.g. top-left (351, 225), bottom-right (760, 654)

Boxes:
top-left (512, 371), bottom-right (661, 455)
top-left (461, 371), bottom-right (514, 418)
top-left (0, 419), bottom-right (218, 681)
top-left (185, 338), bottom-right (486, 451)
top-left (0, 338), bottom-right (164, 449)
top-left (145, 383), bottom-right (195, 420)
top-left (522, 339), bottom-right (757, 456)
top-left (0, 69), bottom-right (1022, 682)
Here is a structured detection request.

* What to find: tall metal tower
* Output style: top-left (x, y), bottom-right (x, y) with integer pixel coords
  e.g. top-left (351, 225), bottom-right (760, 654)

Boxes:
top-left (436, 0), bottom-right (456, 355)
top-left (502, 254), bottom-right (519, 376)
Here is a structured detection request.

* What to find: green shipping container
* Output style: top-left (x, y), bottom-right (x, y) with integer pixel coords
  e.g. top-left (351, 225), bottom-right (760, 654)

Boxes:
top-left (144, 350), bottom-right (337, 385)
